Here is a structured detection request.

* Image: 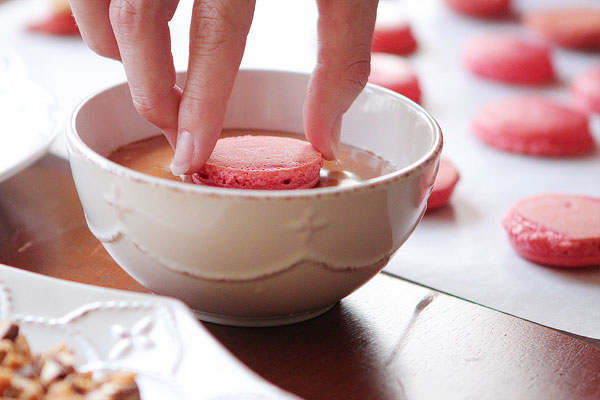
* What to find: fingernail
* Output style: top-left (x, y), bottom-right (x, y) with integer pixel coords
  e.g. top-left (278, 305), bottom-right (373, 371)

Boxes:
top-left (171, 131), bottom-right (193, 176)
top-left (329, 114), bottom-right (343, 162)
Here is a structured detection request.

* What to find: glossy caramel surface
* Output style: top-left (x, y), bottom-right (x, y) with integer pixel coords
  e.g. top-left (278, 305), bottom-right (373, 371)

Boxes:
top-left (108, 130), bottom-right (396, 188)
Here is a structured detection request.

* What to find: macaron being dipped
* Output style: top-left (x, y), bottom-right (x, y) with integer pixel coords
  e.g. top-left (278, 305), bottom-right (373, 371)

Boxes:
top-left (427, 157), bottom-right (460, 211)
top-left (503, 194), bottom-right (600, 267)
top-left (463, 33), bottom-right (554, 85)
top-left (368, 53), bottom-right (422, 104)
top-left (571, 65), bottom-right (600, 115)
top-left (191, 135), bottom-right (323, 190)
top-left (472, 96), bottom-right (594, 157)
top-left (524, 8), bottom-right (600, 51)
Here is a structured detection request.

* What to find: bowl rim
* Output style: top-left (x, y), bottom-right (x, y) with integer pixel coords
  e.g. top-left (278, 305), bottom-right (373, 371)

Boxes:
top-left (66, 68), bottom-right (443, 200)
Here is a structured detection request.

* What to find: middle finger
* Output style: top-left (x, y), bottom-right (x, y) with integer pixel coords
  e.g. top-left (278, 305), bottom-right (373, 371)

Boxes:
top-left (109, 0), bottom-right (182, 146)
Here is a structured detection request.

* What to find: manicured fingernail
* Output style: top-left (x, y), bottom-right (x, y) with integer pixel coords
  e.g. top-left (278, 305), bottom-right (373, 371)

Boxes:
top-left (171, 131), bottom-right (193, 176)
top-left (329, 114), bottom-right (343, 162)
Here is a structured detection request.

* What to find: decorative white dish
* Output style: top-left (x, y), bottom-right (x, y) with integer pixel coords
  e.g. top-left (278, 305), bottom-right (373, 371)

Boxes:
top-left (0, 50), bottom-right (58, 182)
top-left (0, 263), bottom-right (298, 399)
top-left (67, 69), bottom-right (442, 327)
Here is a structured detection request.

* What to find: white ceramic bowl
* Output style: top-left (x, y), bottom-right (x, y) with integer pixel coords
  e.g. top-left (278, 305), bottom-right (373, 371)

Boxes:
top-left (67, 70), bottom-right (442, 327)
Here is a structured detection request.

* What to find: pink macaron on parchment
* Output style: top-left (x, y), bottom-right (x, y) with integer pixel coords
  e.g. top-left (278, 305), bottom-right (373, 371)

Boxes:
top-left (443, 0), bottom-right (512, 18)
top-left (463, 33), bottom-right (554, 85)
top-left (472, 96), bottom-right (595, 157)
top-left (503, 194), bottom-right (600, 268)
top-left (372, 19), bottom-right (418, 56)
top-left (571, 65), bottom-right (600, 114)
top-left (524, 8), bottom-right (600, 51)
top-left (427, 157), bottom-right (460, 211)
top-left (368, 53), bottom-right (422, 104)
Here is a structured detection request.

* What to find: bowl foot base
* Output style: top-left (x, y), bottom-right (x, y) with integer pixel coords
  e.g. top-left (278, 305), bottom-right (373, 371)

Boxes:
top-left (192, 304), bottom-right (337, 327)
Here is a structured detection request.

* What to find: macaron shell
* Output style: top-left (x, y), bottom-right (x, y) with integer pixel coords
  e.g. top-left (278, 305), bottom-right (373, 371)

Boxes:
top-left (524, 8), bottom-right (600, 50)
top-left (463, 33), bottom-right (554, 85)
top-left (372, 21), bottom-right (417, 55)
top-left (427, 157), bottom-right (459, 210)
top-left (28, 11), bottom-right (79, 35)
top-left (571, 65), bottom-right (600, 114)
top-left (443, 0), bottom-right (512, 18)
top-left (192, 135), bottom-right (323, 190)
top-left (503, 194), bottom-right (600, 267)
top-left (368, 53), bottom-right (422, 103)
top-left (472, 96), bottom-right (595, 156)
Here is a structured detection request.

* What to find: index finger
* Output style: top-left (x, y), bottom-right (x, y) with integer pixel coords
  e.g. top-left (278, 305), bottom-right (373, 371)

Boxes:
top-left (173, 0), bottom-right (256, 175)
top-left (109, 0), bottom-right (182, 147)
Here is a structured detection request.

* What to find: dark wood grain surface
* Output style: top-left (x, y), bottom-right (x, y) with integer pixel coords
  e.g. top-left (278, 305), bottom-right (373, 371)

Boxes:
top-left (1, 154), bottom-right (599, 400)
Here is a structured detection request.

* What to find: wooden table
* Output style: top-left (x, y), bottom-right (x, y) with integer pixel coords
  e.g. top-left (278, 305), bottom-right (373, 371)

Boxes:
top-left (1, 154), bottom-right (599, 400)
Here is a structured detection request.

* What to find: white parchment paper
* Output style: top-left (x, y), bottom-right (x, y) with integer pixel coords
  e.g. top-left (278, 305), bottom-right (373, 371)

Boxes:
top-left (383, 0), bottom-right (600, 339)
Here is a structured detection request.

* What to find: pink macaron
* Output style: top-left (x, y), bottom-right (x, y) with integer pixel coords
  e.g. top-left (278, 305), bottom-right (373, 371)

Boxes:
top-left (503, 194), bottom-right (600, 267)
top-left (443, 0), bottom-right (512, 18)
top-left (445, 0), bottom-right (511, 18)
top-left (372, 20), bottom-right (417, 56)
top-left (472, 96), bottom-right (594, 157)
top-left (368, 53), bottom-right (422, 104)
top-left (571, 65), bottom-right (600, 114)
top-left (463, 33), bottom-right (554, 85)
top-left (524, 8), bottom-right (600, 51)
top-left (427, 157), bottom-right (460, 211)
top-left (192, 135), bottom-right (323, 190)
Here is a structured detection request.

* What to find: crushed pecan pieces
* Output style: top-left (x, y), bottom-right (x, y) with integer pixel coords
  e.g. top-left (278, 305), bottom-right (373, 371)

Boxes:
top-left (0, 322), bottom-right (140, 400)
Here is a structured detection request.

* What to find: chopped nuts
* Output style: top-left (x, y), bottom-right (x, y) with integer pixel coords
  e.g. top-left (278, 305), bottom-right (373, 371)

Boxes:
top-left (0, 322), bottom-right (140, 399)
top-left (0, 322), bottom-right (20, 342)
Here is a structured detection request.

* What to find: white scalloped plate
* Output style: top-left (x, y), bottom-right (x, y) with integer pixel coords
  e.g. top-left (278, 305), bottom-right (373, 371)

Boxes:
top-left (0, 263), bottom-right (298, 400)
top-left (0, 50), bottom-right (59, 182)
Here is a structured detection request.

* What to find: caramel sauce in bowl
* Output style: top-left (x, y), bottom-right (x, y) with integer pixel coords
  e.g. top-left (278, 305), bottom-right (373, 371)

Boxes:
top-left (67, 70), bottom-right (442, 326)
top-left (108, 129), bottom-right (396, 189)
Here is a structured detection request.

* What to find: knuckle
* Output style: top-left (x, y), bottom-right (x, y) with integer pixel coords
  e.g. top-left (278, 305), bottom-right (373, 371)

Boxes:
top-left (190, 1), bottom-right (251, 52)
top-left (189, 32), bottom-right (227, 55)
top-left (109, 0), bottom-right (143, 27)
top-left (109, 0), bottom-right (174, 28)
top-left (181, 90), bottom-right (204, 105)
top-left (86, 38), bottom-right (120, 60)
top-left (131, 94), bottom-right (163, 123)
top-left (316, 44), bottom-right (372, 91)
top-left (180, 86), bottom-right (217, 111)
top-left (342, 48), bottom-right (372, 89)
top-left (192, 18), bottom-right (228, 51)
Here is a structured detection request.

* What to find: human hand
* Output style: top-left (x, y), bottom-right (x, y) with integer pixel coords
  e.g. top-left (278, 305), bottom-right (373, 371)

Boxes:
top-left (69, 0), bottom-right (378, 175)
